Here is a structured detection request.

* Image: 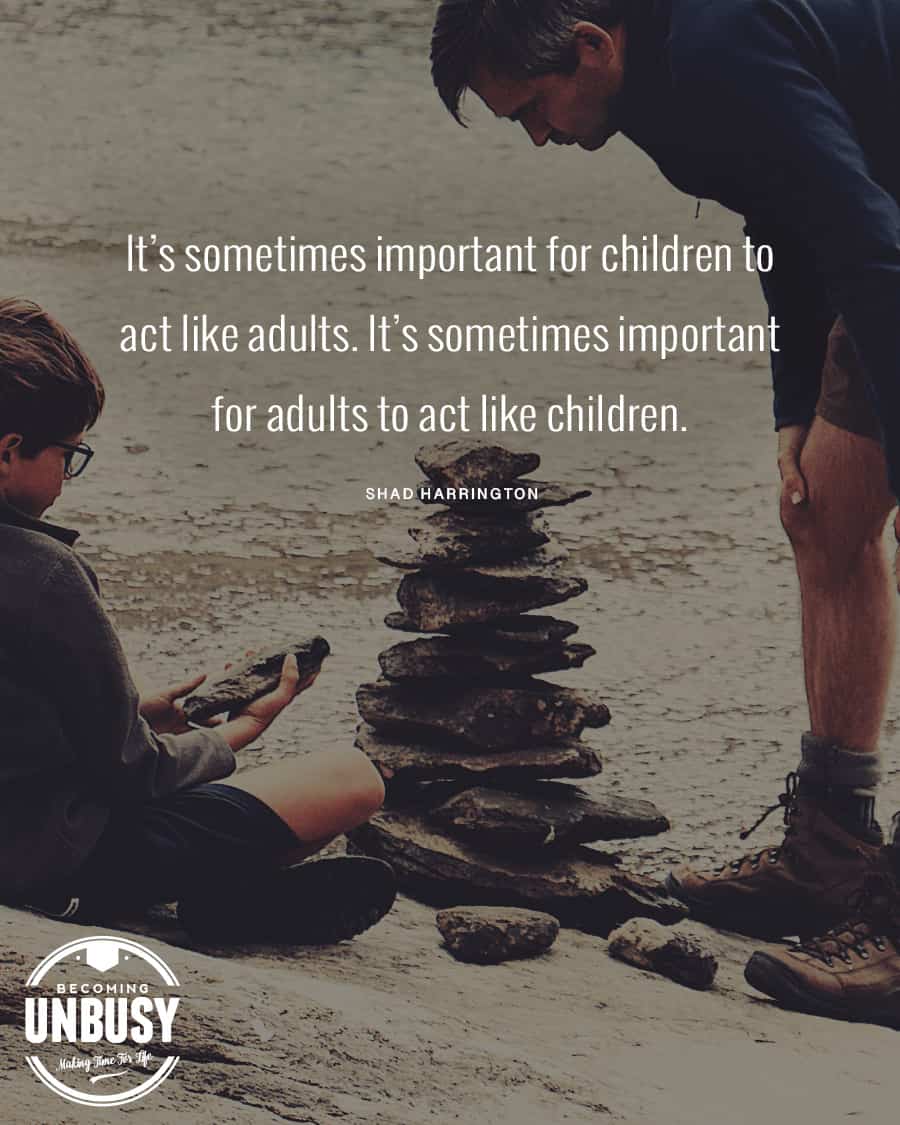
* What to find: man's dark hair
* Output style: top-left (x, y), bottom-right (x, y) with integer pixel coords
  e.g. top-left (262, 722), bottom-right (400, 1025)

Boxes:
top-left (431, 0), bottom-right (626, 122)
top-left (0, 297), bottom-right (105, 455)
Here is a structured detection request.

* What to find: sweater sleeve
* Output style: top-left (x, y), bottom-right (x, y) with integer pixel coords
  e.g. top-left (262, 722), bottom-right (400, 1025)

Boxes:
top-left (673, 3), bottom-right (900, 492)
top-left (743, 221), bottom-right (835, 430)
top-left (25, 550), bottom-right (236, 803)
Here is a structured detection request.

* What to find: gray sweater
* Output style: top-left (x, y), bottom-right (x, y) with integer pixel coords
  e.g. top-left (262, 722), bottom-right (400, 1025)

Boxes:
top-left (0, 500), bottom-right (235, 895)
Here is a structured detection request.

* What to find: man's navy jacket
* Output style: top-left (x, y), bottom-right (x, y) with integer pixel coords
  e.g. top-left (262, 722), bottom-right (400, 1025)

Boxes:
top-left (620, 0), bottom-right (900, 491)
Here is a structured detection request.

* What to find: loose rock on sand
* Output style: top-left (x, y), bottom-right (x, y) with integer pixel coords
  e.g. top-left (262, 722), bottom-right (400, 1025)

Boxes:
top-left (436, 906), bottom-right (560, 964)
top-left (607, 918), bottom-right (719, 991)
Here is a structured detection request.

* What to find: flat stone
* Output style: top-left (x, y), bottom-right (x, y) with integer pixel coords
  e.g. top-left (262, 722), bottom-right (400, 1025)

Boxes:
top-left (376, 511), bottom-right (550, 570)
top-left (183, 637), bottom-right (330, 723)
top-left (356, 680), bottom-right (610, 751)
top-left (395, 557), bottom-right (587, 632)
top-left (383, 613), bottom-right (582, 641)
top-left (450, 544), bottom-right (569, 575)
top-left (348, 811), bottom-right (687, 936)
top-left (436, 907), bottom-right (559, 964)
top-left (607, 919), bottom-right (718, 990)
top-left (428, 784), bottom-right (670, 853)
top-left (378, 637), bottom-right (595, 681)
top-left (418, 479), bottom-right (591, 513)
top-left (456, 616), bottom-right (580, 646)
top-left (415, 440), bottom-right (539, 490)
top-left (355, 724), bottom-right (603, 783)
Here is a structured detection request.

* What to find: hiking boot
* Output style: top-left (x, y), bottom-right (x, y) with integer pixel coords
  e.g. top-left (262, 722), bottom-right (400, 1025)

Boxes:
top-left (178, 855), bottom-right (397, 945)
top-left (745, 853), bottom-right (900, 1029)
top-left (666, 774), bottom-right (882, 939)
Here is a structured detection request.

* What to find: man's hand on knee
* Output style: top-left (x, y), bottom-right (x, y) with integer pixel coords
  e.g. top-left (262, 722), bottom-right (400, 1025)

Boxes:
top-left (777, 424), bottom-right (810, 509)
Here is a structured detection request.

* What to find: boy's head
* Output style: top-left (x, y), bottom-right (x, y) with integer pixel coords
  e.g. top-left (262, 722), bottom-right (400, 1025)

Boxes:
top-left (0, 298), bottom-right (104, 518)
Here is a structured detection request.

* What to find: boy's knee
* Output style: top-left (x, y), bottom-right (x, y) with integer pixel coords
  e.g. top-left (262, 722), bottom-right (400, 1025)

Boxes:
top-left (334, 746), bottom-right (385, 821)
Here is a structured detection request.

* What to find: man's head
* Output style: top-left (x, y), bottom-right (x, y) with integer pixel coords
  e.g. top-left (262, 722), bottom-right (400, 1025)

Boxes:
top-left (431, 0), bottom-right (627, 149)
top-left (0, 298), bottom-right (104, 517)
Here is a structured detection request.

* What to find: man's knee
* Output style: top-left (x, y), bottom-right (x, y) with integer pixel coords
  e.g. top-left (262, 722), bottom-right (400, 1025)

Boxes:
top-left (781, 488), bottom-right (888, 561)
top-left (779, 422), bottom-right (894, 567)
top-left (780, 481), bottom-right (892, 581)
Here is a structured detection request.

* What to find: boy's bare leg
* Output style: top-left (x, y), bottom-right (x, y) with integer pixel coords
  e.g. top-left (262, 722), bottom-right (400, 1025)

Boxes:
top-left (782, 417), bottom-right (896, 751)
top-left (226, 746), bottom-right (385, 860)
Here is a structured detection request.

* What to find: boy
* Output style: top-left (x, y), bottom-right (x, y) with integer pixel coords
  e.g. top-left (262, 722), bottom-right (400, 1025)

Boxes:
top-left (0, 297), bottom-right (394, 944)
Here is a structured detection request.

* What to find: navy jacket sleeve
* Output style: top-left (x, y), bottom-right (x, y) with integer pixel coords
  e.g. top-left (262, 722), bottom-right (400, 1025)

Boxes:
top-left (743, 221), bottom-right (835, 430)
top-left (672, 1), bottom-right (900, 490)
top-left (24, 548), bottom-right (236, 803)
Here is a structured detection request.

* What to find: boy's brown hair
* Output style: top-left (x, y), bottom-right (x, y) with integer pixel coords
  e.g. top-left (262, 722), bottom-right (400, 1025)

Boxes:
top-left (0, 297), bottom-right (105, 455)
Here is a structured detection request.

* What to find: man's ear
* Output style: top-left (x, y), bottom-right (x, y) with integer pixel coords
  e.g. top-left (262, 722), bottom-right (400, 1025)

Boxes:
top-left (0, 434), bottom-right (23, 474)
top-left (572, 20), bottom-right (618, 68)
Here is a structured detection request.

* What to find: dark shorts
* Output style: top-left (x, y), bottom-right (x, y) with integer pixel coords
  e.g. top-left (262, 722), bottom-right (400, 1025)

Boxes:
top-left (815, 316), bottom-right (884, 441)
top-left (27, 783), bottom-right (298, 919)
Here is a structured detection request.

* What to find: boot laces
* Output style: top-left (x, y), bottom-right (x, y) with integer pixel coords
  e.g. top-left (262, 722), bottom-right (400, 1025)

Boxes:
top-left (793, 871), bottom-right (900, 966)
top-left (715, 773), bottom-right (800, 873)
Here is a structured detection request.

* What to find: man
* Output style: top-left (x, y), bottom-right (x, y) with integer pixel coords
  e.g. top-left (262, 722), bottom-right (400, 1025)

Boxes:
top-left (431, 0), bottom-right (900, 1028)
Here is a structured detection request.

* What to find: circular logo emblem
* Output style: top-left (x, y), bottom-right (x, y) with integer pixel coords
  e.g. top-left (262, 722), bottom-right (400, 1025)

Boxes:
top-left (24, 935), bottom-right (181, 1107)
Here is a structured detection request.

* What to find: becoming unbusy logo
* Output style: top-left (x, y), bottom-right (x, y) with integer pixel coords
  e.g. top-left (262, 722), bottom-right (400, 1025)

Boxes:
top-left (24, 935), bottom-right (181, 1107)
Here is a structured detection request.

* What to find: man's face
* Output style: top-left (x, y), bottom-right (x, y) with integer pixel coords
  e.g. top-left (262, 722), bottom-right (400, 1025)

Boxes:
top-left (470, 22), bottom-right (626, 151)
top-left (0, 430), bottom-right (85, 518)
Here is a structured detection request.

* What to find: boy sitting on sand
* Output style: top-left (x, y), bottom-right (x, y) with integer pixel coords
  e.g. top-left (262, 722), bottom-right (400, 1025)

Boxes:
top-left (0, 297), bottom-right (394, 944)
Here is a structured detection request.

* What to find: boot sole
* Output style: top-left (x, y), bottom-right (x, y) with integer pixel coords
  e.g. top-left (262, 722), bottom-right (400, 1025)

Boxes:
top-left (745, 952), bottom-right (900, 1030)
top-left (664, 873), bottom-right (832, 941)
top-left (179, 856), bottom-right (397, 945)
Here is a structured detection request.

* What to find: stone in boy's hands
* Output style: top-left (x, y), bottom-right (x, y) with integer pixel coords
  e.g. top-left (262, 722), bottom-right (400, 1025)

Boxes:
top-left (182, 637), bottom-right (330, 724)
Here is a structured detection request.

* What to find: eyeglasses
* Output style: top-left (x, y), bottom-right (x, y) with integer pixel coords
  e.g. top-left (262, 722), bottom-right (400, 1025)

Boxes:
top-left (52, 441), bottom-right (94, 479)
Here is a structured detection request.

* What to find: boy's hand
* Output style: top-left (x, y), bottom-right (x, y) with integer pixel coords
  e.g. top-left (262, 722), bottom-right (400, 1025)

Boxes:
top-left (235, 655), bottom-right (318, 731)
top-left (217, 656), bottom-right (320, 752)
top-left (139, 673), bottom-right (209, 734)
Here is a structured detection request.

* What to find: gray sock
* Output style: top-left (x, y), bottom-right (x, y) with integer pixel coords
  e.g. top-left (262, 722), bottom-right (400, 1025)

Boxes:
top-left (798, 732), bottom-right (881, 834)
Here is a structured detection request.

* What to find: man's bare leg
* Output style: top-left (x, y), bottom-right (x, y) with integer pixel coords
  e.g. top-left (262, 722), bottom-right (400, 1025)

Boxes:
top-left (745, 420), bottom-right (900, 1019)
top-left (782, 417), bottom-right (896, 752)
top-left (667, 416), bottom-right (893, 934)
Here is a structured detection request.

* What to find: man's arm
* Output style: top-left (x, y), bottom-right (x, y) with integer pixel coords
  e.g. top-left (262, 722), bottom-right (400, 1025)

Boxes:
top-left (25, 550), bottom-right (237, 802)
top-left (673, 2), bottom-right (900, 494)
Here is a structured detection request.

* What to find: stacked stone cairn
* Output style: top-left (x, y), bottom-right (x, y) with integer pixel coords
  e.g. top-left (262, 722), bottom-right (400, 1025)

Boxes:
top-left (349, 440), bottom-right (686, 936)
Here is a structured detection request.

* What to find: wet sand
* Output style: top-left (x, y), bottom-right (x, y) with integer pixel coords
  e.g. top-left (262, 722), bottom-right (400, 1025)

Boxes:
top-left (0, 3), bottom-right (897, 1120)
